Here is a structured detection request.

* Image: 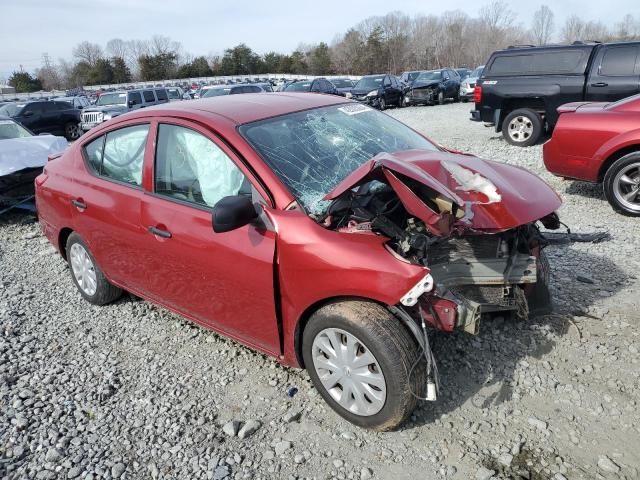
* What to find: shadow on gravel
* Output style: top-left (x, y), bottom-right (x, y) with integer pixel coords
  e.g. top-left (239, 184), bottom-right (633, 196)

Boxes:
top-left (406, 241), bottom-right (629, 430)
top-left (565, 180), bottom-right (606, 201)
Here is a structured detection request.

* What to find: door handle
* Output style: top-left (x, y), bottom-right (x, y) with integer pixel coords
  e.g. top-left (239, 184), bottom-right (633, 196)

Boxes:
top-left (71, 199), bottom-right (87, 209)
top-left (591, 82), bottom-right (608, 87)
top-left (147, 225), bottom-right (172, 239)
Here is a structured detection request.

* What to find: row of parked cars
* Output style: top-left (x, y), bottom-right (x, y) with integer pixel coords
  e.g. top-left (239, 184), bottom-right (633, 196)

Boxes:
top-left (470, 40), bottom-right (640, 216)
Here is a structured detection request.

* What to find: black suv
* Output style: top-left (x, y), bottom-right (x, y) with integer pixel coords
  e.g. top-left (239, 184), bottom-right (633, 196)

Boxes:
top-left (283, 78), bottom-right (342, 96)
top-left (471, 41), bottom-right (640, 146)
top-left (406, 68), bottom-right (461, 106)
top-left (0, 100), bottom-right (82, 140)
top-left (348, 74), bottom-right (405, 110)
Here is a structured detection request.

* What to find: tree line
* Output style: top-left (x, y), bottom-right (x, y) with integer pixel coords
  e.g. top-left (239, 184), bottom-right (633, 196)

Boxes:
top-left (7, 3), bottom-right (640, 92)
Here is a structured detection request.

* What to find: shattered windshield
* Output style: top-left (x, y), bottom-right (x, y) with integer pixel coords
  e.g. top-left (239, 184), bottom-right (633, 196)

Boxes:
top-left (0, 119), bottom-right (32, 139)
top-left (240, 103), bottom-right (438, 215)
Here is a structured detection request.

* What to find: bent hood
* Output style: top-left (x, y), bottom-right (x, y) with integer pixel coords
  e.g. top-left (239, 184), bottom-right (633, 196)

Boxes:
top-left (412, 81), bottom-right (441, 90)
top-left (323, 150), bottom-right (562, 235)
top-left (0, 135), bottom-right (68, 177)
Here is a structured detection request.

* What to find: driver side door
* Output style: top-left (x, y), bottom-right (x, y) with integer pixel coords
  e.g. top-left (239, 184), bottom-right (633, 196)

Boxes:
top-left (138, 120), bottom-right (280, 355)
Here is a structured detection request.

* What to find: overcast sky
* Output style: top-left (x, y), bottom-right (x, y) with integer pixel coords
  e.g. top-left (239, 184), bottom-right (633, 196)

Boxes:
top-left (0, 0), bottom-right (636, 79)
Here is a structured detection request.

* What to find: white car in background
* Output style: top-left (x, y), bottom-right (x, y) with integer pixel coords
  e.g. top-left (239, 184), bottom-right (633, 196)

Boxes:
top-left (459, 65), bottom-right (484, 103)
top-left (0, 117), bottom-right (67, 200)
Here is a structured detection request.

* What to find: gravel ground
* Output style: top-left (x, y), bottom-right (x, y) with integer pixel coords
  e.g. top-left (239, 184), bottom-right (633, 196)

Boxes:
top-left (1, 102), bottom-right (639, 480)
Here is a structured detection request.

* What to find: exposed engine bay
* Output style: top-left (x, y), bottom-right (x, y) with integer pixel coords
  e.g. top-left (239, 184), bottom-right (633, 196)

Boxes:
top-left (318, 179), bottom-right (557, 335)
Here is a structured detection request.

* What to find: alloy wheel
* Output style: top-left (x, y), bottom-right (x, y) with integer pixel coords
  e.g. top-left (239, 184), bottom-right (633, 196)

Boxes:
top-left (66, 124), bottom-right (81, 140)
top-left (613, 162), bottom-right (640, 212)
top-left (69, 243), bottom-right (97, 296)
top-left (507, 116), bottom-right (533, 143)
top-left (311, 328), bottom-right (386, 416)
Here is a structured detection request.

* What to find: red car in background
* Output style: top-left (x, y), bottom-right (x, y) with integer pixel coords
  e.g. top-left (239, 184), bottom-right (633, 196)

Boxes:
top-left (35, 93), bottom-right (561, 430)
top-left (544, 94), bottom-right (640, 216)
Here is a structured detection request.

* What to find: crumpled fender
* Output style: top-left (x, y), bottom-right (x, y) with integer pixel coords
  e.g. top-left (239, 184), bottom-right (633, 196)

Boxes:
top-left (324, 150), bottom-right (562, 235)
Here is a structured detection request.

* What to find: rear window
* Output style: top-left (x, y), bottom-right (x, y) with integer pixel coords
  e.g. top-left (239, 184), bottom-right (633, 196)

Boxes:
top-left (143, 90), bottom-right (156, 102)
top-left (155, 89), bottom-right (168, 101)
top-left (487, 49), bottom-right (590, 76)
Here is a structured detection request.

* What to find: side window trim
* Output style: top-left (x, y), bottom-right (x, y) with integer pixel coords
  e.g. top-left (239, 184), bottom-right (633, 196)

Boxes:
top-left (150, 120), bottom-right (272, 208)
top-left (80, 122), bottom-right (151, 190)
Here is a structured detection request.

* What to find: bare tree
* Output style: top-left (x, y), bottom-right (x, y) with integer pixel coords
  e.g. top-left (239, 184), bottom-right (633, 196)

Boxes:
top-left (72, 41), bottom-right (103, 67)
top-left (531, 5), bottom-right (554, 45)
top-left (106, 38), bottom-right (128, 59)
top-left (616, 14), bottom-right (640, 40)
top-left (562, 15), bottom-right (585, 43)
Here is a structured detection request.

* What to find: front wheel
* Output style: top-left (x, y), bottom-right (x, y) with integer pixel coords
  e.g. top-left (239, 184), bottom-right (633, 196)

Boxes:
top-left (502, 109), bottom-right (542, 147)
top-left (302, 301), bottom-right (424, 431)
top-left (437, 91), bottom-right (445, 105)
top-left (66, 232), bottom-right (123, 305)
top-left (603, 152), bottom-right (640, 216)
top-left (378, 97), bottom-right (386, 110)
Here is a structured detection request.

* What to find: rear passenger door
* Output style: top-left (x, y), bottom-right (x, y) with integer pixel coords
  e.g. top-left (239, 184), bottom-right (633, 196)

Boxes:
top-left (587, 44), bottom-right (640, 102)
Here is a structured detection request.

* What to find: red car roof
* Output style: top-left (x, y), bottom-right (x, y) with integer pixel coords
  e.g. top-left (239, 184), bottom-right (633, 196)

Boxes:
top-left (152, 92), bottom-right (351, 125)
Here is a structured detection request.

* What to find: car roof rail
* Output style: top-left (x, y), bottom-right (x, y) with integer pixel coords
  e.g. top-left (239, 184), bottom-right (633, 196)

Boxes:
top-left (507, 44), bottom-right (536, 49)
top-left (572, 40), bottom-right (602, 45)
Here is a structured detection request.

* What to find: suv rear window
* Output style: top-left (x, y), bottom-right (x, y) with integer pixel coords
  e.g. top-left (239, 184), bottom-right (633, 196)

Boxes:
top-left (143, 90), bottom-right (156, 102)
top-left (155, 89), bottom-right (168, 101)
top-left (487, 49), bottom-right (590, 76)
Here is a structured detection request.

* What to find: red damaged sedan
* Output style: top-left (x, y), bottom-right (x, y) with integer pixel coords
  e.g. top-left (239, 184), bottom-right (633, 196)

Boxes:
top-left (544, 94), bottom-right (640, 216)
top-left (36, 93), bottom-right (561, 430)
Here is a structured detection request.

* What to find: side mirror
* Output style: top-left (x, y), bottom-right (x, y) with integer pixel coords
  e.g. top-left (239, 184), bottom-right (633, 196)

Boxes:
top-left (128, 100), bottom-right (135, 107)
top-left (212, 195), bottom-right (258, 233)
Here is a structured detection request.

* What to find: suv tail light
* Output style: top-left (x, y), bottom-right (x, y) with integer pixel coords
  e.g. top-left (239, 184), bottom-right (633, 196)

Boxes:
top-left (473, 85), bottom-right (482, 103)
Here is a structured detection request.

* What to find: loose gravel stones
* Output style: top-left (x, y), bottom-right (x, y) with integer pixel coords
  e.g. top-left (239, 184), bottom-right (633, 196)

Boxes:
top-left (1, 103), bottom-right (639, 479)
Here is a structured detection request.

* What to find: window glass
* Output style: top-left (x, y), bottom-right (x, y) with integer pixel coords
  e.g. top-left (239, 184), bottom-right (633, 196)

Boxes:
top-left (102, 125), bottom-right (149, 186)
top-left (129, 92), bottom-right (142, 105)
top-left (240, 104), bottom-right (437, 215)
top-left (383, 76), bottom-right (391, 86)
top-left (143, 90), bottom-right (156, 102)
top-left (154, 124), bottom-right (247, 207)
top-left (247, 85), bottom-right (262, 93)
top-left (84, 135), bottom-right (105, 174)
top-left (155, 89), bottom-right (168, 101)
top-left (600, 46), bottom-right (638, 76)
top-left (488, 49), bottom-right (590, 75)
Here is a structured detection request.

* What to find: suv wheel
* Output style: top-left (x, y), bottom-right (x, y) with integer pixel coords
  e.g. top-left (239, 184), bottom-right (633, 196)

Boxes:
top-left (437, 91), bottom-right (445, 105)
top-left (378, 97), bottom-right (386, 110)
top-left (66, 232), bottom-right (123, 305)
top-left (64, 123), bottom-right (81, 141)
top-left (603, 152), bottom-right (640, 216)
top-left (502, 109), bottom-right (542, 147)
top-left (302, 301), bottom-right (424, 431)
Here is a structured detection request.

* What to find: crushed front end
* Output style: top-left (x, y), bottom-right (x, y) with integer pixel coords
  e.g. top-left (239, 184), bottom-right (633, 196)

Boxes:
top-left (321, 150), bottom-right (562, 336)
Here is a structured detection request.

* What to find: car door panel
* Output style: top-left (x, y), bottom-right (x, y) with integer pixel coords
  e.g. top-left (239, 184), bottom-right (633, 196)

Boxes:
top-left (138, 121), bottom-right (280, 355)
top-left (587, 45), bottom-right (640, 101)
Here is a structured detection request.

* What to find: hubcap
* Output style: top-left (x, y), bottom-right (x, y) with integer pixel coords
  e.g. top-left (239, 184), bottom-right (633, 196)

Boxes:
top-left (69, 243), bottom-right (97, 296)
top-left (508, 116), bottom-right (533, 142)
top-left (613, 162), bottom-right (640, 212)
top-left (311, 328), bottom-right (386, 416)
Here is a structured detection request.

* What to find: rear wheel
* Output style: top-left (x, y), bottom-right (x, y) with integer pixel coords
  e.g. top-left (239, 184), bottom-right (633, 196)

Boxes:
top-left (302, 301), bottom-right (424, 431)
top-left (502, 109), bottom-right (542, 147)
top-left (66, 233), bottom-right (122, 305)
top-left (603, 152), bottom-right (640, 216)
top-left (64, 123), bottom-right (81, 141)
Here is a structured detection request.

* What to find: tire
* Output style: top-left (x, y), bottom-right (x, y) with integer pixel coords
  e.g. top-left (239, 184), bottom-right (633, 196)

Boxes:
top-left (378, 97), bottom-right (386, 111)
top-left (302, 301), bottom-right (424, 431)
top-left (397, 95), bottom-right (404, 108)
top-left (437, 91), bottom-right (445, 105)
top-left (66, 232), bottom-right (122, 305)
top-left (64, 123), bottom-right (81, 141)
top-left (603, 152), bottom-right (640, 216)
top-left (461, 97), bottom-right (469, 103)
top-left (502, 109), bottom-right (542, 147)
